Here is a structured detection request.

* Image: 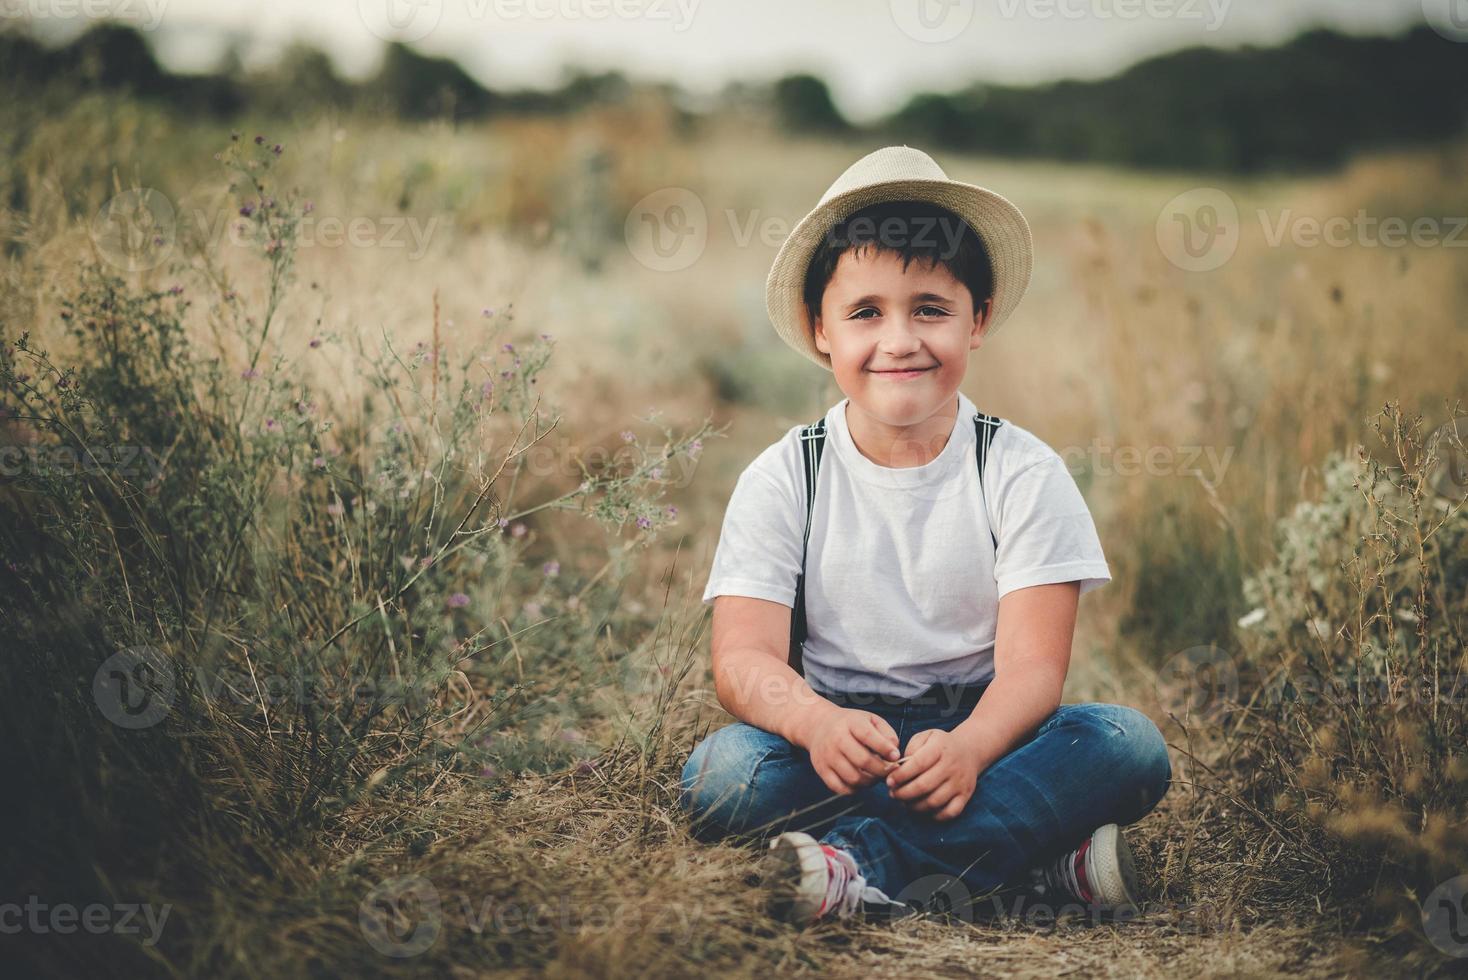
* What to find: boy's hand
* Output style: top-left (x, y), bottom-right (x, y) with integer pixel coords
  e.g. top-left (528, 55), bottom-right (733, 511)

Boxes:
top-left (885, 728), bottom-right (982, 821)
top-left (802, 708), bottom-right (901, 796)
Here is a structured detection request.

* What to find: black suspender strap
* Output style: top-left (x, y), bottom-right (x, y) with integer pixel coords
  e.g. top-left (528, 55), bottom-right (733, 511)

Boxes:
top-left (787, 410), bottom-right (1004, 678)
top-left (974, 412), bottom-right (1002, 552)
top-left (788, 418), bottom-right (827, 676)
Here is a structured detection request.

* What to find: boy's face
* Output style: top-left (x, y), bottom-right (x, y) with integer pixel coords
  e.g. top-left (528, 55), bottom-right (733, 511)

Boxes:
top-left (813, 246), bottom-right (991, 433)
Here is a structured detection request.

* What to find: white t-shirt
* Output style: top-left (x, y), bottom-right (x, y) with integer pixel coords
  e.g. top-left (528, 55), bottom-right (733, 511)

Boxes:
top-left (700, 390), bottom-right (1111, 699)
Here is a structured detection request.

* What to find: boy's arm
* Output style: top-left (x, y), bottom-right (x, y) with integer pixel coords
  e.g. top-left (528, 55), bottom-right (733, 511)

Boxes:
top-left (949, 580), bottom-right (1078, 769)
top-left (880, 581), bottom-right (1080, 818)
top-left (709, 596), bottom-right (901, 796)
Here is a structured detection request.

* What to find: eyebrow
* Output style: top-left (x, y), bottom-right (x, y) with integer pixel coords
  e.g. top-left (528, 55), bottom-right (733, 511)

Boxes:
top-left (843, 291), bottom-right (955, 312)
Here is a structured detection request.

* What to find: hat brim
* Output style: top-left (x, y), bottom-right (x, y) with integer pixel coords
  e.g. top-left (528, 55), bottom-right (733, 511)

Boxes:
top-left (765, 178), bottom-right (1033, 372)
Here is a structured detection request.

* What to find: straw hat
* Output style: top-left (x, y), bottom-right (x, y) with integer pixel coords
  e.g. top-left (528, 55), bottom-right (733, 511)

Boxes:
top-left (765, 145), bottom-right (1033, 372)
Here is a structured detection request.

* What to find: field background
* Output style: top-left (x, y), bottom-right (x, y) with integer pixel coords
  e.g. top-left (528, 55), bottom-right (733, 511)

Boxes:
top-left (3, 20), bottom-right (1468, 979)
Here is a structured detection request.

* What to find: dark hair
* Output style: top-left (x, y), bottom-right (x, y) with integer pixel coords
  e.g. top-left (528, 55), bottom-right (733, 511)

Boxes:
top-left (802, 200), bottom-right (995, 328)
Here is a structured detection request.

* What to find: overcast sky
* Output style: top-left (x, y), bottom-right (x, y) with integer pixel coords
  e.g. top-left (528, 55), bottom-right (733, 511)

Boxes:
top-left (28, 0), bottom-right (1439, 122)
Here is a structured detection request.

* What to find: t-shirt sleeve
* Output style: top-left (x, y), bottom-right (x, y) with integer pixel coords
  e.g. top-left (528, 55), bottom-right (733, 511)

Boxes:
top-left (700, 462), bottom-right (806, 607)
top-left (992, 453), bottom-right (1112, 600)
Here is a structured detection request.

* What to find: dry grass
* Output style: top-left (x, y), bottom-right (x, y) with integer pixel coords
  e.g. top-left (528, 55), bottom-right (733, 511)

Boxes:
top-left (3, 90), bottom-right (1466, 977)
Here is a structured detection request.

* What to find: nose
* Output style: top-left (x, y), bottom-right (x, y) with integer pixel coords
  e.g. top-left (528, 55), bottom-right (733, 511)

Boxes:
top-left (876, 314), bottom-right (923, 356)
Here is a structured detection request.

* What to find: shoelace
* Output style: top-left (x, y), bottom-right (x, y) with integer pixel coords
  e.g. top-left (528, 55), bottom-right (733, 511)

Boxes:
top-left (815, 844), bottom-right (900, 920)
top-left (1041, 836), bottom-right (1095, 905)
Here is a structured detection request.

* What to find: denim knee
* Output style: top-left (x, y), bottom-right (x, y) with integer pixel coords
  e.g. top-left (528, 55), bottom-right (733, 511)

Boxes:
top-left (1082, 703), bottom-right (1172, 822)
top-left (678, 723), bottom-right (781, 837)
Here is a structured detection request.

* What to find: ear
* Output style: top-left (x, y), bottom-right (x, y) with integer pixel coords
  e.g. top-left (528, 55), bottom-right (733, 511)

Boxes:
top-left (970, 298), bottom-right (993, 351)
top-left (813, 312), bottom-right (830, 355)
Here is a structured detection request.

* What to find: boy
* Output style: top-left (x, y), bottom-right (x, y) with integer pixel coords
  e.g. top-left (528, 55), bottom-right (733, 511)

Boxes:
top-left (679, 146), bottom-right (1171, 925)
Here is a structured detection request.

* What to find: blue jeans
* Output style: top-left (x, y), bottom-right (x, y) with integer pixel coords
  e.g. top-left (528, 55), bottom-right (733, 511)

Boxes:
top-left (678, 682), bottom-right (1171, 905)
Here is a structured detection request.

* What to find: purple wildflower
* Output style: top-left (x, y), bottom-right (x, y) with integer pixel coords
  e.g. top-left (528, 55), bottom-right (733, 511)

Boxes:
top-left (446, 592), bottom-right (471, 609)
top-left (240, 368), bottom-right (260, 380)
top-left (510, 522), bottom-right (527, 538)
top-left (621, 430), bottom-right (635, 443)
top-left (636, 516), bottom-right (652, 530)
top-left (239, 202), bottom-right (255, 217)
top-left (312, 456), bottom-right (326, 469)
top-left (309, 336), bottom-right (322, 348)
top-left (542, 560), bottom-right (559, 577)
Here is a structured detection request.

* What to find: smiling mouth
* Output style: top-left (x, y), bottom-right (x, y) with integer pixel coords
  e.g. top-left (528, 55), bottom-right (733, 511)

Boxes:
top-left (871, 366), bottom-right (936, 375)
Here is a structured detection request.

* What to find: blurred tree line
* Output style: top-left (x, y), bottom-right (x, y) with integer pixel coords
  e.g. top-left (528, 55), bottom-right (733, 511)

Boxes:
top-left (2, 22), bottom-right (1465, 174)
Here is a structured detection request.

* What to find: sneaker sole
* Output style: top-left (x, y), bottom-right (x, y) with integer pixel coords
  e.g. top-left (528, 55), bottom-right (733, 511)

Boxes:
top-left (763, 832), bottom-right (828, 924)
top-left (1086, 823), bottom-right (1141, 913)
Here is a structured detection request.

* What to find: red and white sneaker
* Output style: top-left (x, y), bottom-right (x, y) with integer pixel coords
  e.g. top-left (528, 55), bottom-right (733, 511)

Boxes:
top-left (1031, 823), bottom-right (1142, 915)
top-left (761, 832), bottom-right (914, 925)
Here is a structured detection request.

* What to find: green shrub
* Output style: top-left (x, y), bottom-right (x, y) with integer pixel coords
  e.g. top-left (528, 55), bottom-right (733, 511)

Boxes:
top-left (0, 134), bottom-right (713, 975)
top-left (1231, 402), bottom-right (1468, 941)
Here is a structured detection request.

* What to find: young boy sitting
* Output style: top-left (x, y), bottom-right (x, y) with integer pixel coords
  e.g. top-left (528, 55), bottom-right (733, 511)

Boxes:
top-left (679, 145), bottom-right (1171, 926)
